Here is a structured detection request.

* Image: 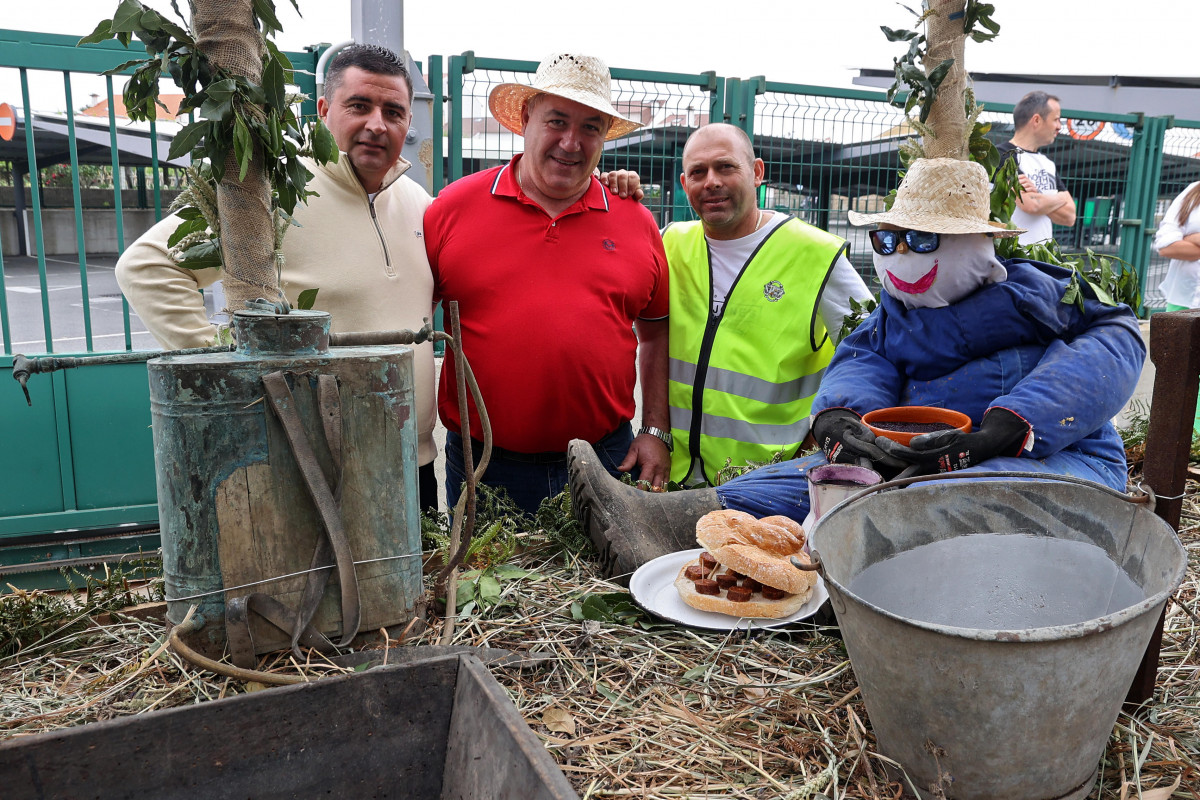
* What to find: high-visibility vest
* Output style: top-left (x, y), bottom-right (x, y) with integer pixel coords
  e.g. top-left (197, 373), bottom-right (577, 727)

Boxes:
top-left (664, 217), bottom-right (847, 485)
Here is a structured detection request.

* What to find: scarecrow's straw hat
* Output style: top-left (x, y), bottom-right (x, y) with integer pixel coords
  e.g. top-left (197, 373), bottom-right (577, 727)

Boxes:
top-left (848, 158), bottom-right (1023, 236)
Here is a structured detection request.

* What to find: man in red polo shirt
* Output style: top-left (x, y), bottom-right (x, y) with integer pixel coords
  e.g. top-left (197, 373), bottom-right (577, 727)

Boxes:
top-left (424, 53), bottom-right (671, 515)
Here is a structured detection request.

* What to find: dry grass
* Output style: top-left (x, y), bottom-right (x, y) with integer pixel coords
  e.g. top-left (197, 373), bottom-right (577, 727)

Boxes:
top-left (1, 487), bottom-right (1198, 799)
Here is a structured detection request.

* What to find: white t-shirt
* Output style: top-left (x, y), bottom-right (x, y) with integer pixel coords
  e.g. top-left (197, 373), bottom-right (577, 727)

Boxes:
top-left (704, 212), bottom-right (871, 342)
top-left (1009, 149), bottom-right (1064, 245)
top-left (1154, 181), bottom-right (1200, 308)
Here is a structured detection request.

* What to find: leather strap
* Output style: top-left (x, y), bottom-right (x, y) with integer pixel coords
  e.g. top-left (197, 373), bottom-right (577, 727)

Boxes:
top-left (227, 593), bottom-right (338, 670)
top-left (286, 374), bottom-right (347, 657)
top-left (262, 371), bottom-right (360, 648)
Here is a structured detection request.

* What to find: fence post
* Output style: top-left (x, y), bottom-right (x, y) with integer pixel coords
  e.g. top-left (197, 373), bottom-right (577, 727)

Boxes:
top-left (1135, 116), bottom-right (1170, 315)
top-left (702, 71), bottom-right (722, 124)
top-left (741, 76), bottom-right (765, 138)
top-left (428, 54), bottom-right (444, 195)
top-left (1117, 113), bottom-right (1168, 316)
top-left (447, 50), bottom-right (475, 184)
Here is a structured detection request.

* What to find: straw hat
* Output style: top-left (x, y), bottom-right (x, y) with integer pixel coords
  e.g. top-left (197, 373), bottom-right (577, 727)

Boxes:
top-left (488, 53), bottom-right (642, 141)
top-left (847, 158), bottom-right (1023, 236)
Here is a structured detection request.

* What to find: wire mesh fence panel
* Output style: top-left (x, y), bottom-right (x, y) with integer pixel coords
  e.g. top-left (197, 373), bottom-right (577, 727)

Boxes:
top-left (1147, 121), bottom-right (1200, 310)
top-left (445, 55), bottom-right (722, 227)
top-left (752, 85), bottom-right (911, 289)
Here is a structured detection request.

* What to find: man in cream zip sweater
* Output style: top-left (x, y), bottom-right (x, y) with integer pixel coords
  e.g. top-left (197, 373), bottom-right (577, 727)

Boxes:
top-left (117, 44), bottom-right (443, 509)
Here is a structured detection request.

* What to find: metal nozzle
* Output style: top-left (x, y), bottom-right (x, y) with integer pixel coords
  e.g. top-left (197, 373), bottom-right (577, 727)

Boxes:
top-left (11, 355), bottom-right (35, 406)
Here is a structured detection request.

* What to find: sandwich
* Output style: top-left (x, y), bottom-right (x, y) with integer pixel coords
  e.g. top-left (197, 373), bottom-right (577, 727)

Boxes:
top-left (674, 509), bottom-right (816, 618)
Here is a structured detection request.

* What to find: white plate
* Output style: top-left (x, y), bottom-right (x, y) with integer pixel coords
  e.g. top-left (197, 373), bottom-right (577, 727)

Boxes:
top-left (629, 548), bottom-right (829, 631)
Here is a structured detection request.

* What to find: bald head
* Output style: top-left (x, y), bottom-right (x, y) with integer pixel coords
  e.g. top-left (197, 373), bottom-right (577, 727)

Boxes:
top-left (683, 123), bottom-right (756, 163)
top-left (680, 124), bottom-right (765, 240)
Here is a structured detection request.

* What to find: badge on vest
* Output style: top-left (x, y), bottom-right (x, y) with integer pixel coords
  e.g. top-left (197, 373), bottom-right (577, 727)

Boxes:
top-left (763, 280), bottom-right (785, 302)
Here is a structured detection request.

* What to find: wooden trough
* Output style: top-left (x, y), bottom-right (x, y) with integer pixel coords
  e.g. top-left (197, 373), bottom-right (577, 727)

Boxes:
top-left (0, 654), bottom-right (578, 800)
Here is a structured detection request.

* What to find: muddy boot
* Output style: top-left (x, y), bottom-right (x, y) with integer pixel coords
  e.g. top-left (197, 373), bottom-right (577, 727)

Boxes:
top-left (568, 439), bottom-right (722, 580)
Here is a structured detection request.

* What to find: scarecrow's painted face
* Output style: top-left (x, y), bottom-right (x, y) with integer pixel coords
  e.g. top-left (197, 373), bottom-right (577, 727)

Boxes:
top-left (872, 225), bottom-right (1007, 309)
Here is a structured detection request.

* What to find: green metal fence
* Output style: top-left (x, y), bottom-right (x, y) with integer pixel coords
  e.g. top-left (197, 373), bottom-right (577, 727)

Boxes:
top-left (433, 56), bottom-right (1200, 312)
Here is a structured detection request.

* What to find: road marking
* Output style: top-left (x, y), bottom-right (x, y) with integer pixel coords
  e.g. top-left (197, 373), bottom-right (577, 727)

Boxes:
top-left (11, 331), bottom-right (158, 348)
top-left (6, 285), bottom-right (79, 293)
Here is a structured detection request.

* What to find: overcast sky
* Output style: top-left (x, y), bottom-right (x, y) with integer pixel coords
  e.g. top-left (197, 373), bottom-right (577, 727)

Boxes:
top-left (3, 0), bottom-right (1196, 113)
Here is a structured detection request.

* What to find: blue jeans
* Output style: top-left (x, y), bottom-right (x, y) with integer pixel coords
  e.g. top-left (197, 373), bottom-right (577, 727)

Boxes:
top-left (715, 446), bottom-right (1130, 524)
top-left (446, 422), bottom-right (635, 516)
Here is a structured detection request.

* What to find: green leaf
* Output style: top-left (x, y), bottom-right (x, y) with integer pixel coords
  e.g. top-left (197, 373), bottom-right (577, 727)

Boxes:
top-left (595, 684), bottom-right (631, 708)
top-left (78, 19), bottom-right (115, 46)
top-left (880, 25), bottom-right (918, 42)
top-left (262, 56), bottom-right (286, 113)
top-left (111, 0), bottom-right (147, 33)
top-left (265, 40), bottom-right (293, 74)
top-left (927, 58), bottom-right (955, 91)
top-left (166, 215), bottom-right (209, 248)
top-left (455, 577), bottom-right (475, 607)
top-left (682, 665), bottom-right (709, 681)
top-left (296, 288), bottom-right (319, 310)
top-left (167, 120), bottom-right (210, 160)
top-left (311, 119), bottom-right (337, 164)
top-left (158, 19), bottom-right (193, 44)
top-left (252, 0), bottom-right (284, 35)
top-left (477, 574), bottom-right (502, 602)
top-left (233, 115), bottom-right (254, 181)
top-left (1080, 274), bottom-right (1115, 306)
top-left (176, 239), bottom-right (223, 270)
top-left (140, 7), bottom-right (164, 32)
top-left (206, 78), bottom-right (239, 104)
top-left (101, 58), bottom-right (149, 77)
top-left (198, 94), bottom-right (233, 123)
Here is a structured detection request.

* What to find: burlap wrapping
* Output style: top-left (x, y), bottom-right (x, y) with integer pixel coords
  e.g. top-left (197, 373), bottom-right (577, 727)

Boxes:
top-left (922, 0), bottom-right (968, 160)
top-left (190, 0), bottom-right (285, 312)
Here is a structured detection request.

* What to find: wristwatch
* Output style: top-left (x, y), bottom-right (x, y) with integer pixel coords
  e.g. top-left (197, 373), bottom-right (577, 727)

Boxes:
top-left (638, 425), bottom-right (674, 452)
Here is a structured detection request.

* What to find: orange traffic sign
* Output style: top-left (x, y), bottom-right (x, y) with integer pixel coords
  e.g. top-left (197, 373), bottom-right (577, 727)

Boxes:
top-left (0, 103), bottom-right (14, 141)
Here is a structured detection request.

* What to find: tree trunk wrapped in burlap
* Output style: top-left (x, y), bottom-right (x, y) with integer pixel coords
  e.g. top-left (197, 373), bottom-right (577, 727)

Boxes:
top-left (922, 0), bottom-right (968, 160)
top-left (191, 0), bottom-right (285, 313)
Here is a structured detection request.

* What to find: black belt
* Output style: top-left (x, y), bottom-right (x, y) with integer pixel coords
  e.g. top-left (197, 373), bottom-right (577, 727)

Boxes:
top-left (465, 423), bottom-right (628, 466)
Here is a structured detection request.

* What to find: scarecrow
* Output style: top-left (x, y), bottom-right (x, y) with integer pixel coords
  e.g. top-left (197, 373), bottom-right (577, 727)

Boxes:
top-left (566, 10), bottom-right (1147, 580)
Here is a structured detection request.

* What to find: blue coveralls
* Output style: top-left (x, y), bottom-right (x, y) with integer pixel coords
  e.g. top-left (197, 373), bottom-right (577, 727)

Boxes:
top-left (716, 259), bottom-right (1147, 521)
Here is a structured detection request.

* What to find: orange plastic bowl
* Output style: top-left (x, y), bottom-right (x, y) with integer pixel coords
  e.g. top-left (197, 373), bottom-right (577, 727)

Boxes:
top-left (862, 406), bottom-right (972, 447)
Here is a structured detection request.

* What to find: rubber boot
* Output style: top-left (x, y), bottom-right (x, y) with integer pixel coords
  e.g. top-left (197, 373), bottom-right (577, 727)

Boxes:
top-left (567, 439), bottom-right (722, 580)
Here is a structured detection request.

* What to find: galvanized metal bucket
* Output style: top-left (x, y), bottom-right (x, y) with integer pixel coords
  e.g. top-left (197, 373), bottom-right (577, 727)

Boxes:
top-left (808, 473), bottom-right (1186, 800)
top-left (149, 310), bottom-right (422, 652)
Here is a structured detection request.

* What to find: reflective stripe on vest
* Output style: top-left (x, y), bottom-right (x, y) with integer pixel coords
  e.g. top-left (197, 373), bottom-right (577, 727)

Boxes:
top-left (664, 217), bottom-right (846, 485)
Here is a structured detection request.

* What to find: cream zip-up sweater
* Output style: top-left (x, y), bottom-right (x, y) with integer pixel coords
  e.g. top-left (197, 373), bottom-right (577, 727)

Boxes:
top-left (115, 154), bottom-right (437, 466)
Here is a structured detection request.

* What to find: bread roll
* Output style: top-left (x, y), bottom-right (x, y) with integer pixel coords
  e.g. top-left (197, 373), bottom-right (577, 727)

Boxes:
top-left (695, 510), bottom-right (816, 596)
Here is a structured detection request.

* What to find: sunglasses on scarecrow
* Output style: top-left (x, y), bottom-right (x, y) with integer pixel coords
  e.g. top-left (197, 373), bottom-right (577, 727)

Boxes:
top-left (869, 228), bottom-right (941, 255)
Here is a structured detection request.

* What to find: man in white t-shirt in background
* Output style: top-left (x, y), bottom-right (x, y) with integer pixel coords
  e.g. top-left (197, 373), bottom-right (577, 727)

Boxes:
top-left (997, 91), bottom-right (1077, 245)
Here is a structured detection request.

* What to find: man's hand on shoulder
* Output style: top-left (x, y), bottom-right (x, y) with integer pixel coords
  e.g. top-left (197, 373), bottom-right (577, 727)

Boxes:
top-left (598, 169), bottom-right (644, 201)
top-left (618, 433), bottom-right (670, 489)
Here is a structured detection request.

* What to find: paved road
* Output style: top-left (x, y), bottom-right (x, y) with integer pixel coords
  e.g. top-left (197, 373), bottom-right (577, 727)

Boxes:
top-left (2, 254), bottom-right (164, 354)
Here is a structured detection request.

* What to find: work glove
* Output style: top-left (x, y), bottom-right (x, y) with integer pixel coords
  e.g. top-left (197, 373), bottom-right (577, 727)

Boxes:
top-left (875, 407), bottom-right (1033, 473)
top-left (811, 408), bottom-right (907, 470)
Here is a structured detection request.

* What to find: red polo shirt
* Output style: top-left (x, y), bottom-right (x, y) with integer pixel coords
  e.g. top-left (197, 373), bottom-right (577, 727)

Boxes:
top-left (425, 155), bottom-right (669, 453)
